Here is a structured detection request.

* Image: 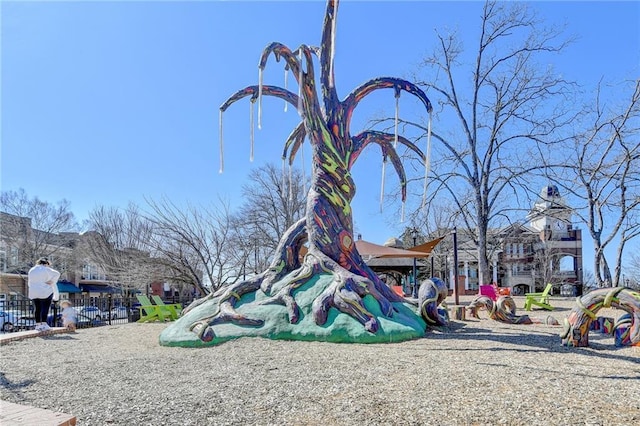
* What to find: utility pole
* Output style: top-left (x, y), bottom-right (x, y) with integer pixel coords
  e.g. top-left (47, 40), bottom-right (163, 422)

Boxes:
top-left (453, 227), bottom-right (459, 306)
top-left (411, 228), bottom-right (419, 298)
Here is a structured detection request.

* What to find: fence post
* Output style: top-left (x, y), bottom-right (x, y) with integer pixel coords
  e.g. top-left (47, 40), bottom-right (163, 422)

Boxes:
top-left (107, 294), bottom-right (113, 325)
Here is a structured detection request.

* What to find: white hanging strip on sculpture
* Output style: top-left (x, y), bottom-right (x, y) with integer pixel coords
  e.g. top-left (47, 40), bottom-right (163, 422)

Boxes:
top-left (301, 139), bottom-right (306, 195)
top-left (218, 110), bottom-right (224, 173)
top-left (288, 163), bottom-right (294, 201)
top-left (422, 112), bottom-right (433, 208)
top-left (379, 159), bottom-right (386, 213)
top-left (258, 66), bottom-right (264, 130)
top-left (297, 50), bottom-right (304, 114)
top-left (249, 99), bottom-right (255, 162)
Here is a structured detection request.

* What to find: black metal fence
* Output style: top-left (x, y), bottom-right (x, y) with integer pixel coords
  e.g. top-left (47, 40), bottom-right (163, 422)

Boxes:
top-left (0, 295), bottom-right (194, 333)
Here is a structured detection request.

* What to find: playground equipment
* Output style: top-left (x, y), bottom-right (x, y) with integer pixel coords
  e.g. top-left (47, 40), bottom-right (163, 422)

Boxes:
top-left (466, 295), bottom-right (558, 325)
top-left (418, 278), bottom-right (449, 326)
top-left (561, 287), bottom-right (640, 347)
top-left (478, 284), bottom-right (511, 302)
top-left (613, 313), bottom-right (633, 347)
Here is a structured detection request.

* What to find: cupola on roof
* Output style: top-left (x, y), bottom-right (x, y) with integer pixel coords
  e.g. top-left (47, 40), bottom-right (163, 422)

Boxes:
top-left (540, 185), bottom-right (561, 200)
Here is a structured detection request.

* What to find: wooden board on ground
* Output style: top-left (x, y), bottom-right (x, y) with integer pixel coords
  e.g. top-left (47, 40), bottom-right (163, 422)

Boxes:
top-left (0, 327), bottom-right (73, 346)
top-left (0, 400), bottom-right (76, 426)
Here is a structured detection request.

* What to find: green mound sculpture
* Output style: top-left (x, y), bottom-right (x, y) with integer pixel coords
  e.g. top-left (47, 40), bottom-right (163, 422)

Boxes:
top-left (160, 274), bottom-right (428, 347)
top-left (160, 0), bottom-right (438, 347)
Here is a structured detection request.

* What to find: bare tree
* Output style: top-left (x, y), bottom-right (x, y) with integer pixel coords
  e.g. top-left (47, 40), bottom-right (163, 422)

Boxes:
top-left (234, 163), bottom-right (307, 272)
top-left (555, 80), bottom-right (640, 286)
top-left (84, 203), bottom-right (157, 293)
top-left (582, 269), bottom-right (597, 292)
top-left (404, 1), bottom-right (574, 284)
top-left (531, 240), bottom-right (562, 289)
top-left (145, 197), bottom-right (240, 295)
top-left (627, 250), bottom-right (640, 289)
top-left (0, 188), bottom-right (78, 271)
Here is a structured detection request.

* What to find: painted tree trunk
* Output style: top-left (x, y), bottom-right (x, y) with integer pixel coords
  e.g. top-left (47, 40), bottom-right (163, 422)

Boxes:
top-left (305, 130), bottom-right (370, 275)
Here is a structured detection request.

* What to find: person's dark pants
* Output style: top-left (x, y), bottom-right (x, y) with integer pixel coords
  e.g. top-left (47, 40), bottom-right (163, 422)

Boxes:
top-left (33, 294), bottom-right (53, 323)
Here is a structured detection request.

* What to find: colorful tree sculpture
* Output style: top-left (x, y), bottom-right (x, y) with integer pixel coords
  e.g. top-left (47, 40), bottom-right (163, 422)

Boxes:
top-left (160, 0), bottom-right (438, 347)
top-left (561, 287), bottom-right (640, 347)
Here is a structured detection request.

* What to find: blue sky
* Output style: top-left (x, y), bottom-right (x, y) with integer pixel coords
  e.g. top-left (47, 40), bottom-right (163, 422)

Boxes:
top-left (2, 1), bottom-right (639, 270)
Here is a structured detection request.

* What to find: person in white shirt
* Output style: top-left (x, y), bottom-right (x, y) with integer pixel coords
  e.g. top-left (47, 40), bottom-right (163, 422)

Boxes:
top-left (28, 257), bottom-right (60, 332)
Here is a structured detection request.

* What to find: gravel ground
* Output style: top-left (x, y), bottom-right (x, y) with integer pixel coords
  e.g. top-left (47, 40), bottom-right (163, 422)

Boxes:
top-left (1, 296), bottom-right (638, 426)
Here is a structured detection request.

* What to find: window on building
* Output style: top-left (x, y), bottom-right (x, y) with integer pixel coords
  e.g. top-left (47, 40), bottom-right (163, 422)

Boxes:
top-left (9, 247), bottom-right (18, 265)
top-left (82, 264), bottom-right (90, 279)
top-left (82, 263), bottom-right (106, 281)
top-left (511, 263), bottom-right (527, 275)
top-left (559, 256), bottom-right (575, 272)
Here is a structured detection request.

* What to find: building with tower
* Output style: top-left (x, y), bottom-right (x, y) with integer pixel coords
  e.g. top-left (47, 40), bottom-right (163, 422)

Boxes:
top-left (427, 185), bottom-right (583, 296)
top-left (520, 185), bottom-right (583, 294)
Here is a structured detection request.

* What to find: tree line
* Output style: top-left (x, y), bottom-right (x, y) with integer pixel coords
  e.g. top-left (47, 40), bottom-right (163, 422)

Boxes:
top-left (0, 164), bottom-right (307, 296)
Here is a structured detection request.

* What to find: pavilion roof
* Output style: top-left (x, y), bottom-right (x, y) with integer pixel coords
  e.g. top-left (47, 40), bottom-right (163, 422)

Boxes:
top-left (407, 236), bottom-right (446, 255)
top-left (355, 238), bottom-right (440, 260)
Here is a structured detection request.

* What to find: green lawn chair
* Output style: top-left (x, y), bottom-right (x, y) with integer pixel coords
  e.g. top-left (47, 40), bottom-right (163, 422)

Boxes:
top-left (135, 295), bottom-right (170, 322)
top-left (524, 283), bottom-right (554, 311)
top-left (151, 295), bottom-right (182, 320)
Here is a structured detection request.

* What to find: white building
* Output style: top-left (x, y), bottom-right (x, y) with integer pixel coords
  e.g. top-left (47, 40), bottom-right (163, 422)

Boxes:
top-left (431, 186), bottom-right (583, 296)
